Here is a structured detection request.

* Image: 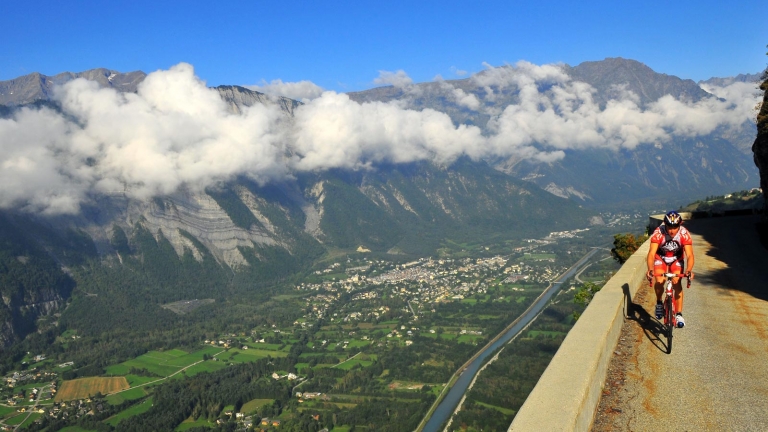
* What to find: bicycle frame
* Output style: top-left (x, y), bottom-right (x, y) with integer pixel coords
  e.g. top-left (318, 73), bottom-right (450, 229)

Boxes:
top-left (657, 272), bottom-right (690, 353)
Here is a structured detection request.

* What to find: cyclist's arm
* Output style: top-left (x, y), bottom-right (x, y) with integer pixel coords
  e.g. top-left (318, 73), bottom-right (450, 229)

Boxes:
top-left (647, 242), bottom-right (659, 277)
top-left (684, 244), bottom-right (694, 279)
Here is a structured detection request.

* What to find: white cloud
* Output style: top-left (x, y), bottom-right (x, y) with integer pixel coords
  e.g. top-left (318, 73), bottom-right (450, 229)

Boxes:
top-left (451, 66), bottom-right (468, 77)
top-left (247, 79), bottom-right (324, 102)
top-left (483, 61), bottom-right (760, 152)
top-left (0, 61), bottom-right (758, 214)
top-left (0, 63), bottom-right (289, 213)
top-left (374, 70), bottom-right (413, 88)
top-left (0, 108), bottom-right (83, 214)
top-left (434, 81), bottom-right (481, 110)
top-left (699, 81), bottom-right (762, 123)
top-left (290, 91), bottom-right (489, 171)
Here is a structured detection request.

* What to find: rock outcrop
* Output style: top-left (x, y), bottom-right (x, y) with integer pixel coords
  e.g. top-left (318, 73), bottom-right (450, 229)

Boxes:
top-left (0, 277), bottom-right (71, 350)
top-left (753, 73), bottom-right (768, 216)
top-left (215, 85), bottom-right (301, 115)
top-left (79, 188), bottom-right (284, 269)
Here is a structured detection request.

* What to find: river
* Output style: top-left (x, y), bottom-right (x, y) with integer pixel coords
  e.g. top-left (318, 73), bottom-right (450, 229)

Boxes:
top-left (420, 247), bottom-right (602, 432)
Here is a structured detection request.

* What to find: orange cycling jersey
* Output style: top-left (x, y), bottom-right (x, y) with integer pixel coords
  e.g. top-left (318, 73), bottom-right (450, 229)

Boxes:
top-left (650, 225), bottom-right (692, 264)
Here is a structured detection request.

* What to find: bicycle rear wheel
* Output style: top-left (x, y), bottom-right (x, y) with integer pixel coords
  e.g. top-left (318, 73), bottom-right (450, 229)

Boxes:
top-left (665, 296), bottom-right (674, 354)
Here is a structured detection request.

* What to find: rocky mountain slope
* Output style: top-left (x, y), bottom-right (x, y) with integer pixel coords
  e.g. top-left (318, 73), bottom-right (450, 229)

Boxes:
top-left (0, 155), bottom-right (591, 348)
top-left (699, 72), bottom-right (763, 88)
top-left (566, 58), bottom-right (713, 105)
top-left (0, 213), bottom-right (81, 347)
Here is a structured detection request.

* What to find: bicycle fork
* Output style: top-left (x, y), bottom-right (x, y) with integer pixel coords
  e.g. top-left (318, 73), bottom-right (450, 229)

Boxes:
top-left (664, 280), bottom-right (676, 327)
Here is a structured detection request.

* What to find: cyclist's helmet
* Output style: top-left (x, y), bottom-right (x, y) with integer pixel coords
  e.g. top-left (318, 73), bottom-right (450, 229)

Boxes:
top-left (663, 211), bottom-right (682, 227)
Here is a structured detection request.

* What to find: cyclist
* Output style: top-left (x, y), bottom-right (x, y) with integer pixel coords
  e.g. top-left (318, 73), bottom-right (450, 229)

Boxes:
top-left (646, 211), bottom-right (695, 327)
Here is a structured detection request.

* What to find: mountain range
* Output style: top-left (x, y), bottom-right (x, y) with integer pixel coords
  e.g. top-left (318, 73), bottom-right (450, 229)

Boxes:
top-left (0, 58), bottom-right (761, 348)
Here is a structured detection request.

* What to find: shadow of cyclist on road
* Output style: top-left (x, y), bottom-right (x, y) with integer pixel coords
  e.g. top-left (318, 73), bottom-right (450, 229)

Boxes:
top-left (623, 283), bottom-right (670, 353)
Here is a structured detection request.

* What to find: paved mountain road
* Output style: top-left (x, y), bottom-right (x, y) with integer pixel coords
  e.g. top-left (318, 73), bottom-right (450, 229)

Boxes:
top-left (593, 215), bottom-right (768, 431)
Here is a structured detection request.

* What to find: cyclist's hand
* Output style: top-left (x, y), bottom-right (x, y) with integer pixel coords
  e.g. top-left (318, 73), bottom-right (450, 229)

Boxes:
top-left (686, 271), bottom-right (694, 280)
top-left (646, 270), bottom-right (654, 281)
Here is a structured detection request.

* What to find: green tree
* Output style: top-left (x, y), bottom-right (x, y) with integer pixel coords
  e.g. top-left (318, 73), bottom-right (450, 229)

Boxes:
top-left (573, 282), bottom-right (602, 308)
top-left (572, 281), bottom-right (603, 320)
top-left (610, 233), bottom-right (648, 264)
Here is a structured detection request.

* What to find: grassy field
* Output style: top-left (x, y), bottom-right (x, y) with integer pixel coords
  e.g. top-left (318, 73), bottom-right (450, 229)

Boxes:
top-left (457, 334), bottom-right (483, 344)
top-left (59, 427), bottom-right (98, 432)
top-left (105, 346), bottom-right (224, 377)
top-left (56, 377), bottom-right (130, 401)
top-left (104, 350), bottom-right (188, 377)
top-left (474, 400), bottom-right (516, 415)
top-left (345, 340), bottom-right (370, 348)
top-left (0, 405), bottom-right (16, 417)
top-left (105, 397), bottom-right (153, 426)
top-left (18, 413), bottom-right (42, 429)
top-left (333, 359), bottom-right (373, 370)
top-left (106, 386), bottom-right (147, 405)
top-left (221, 347), bottom-right (288, 363)
top-left (176, 416), bottom-right (216, 431)
top-left (179, 360), bottom-right (228, 376)
top-left (241, 398), bottom-right (274, 413)
top-left (244, 342), bottom-right (284, 351)
top-left (5, 413), bottom-right (29, 426)
top-left (124, 374), bottom-right (158, 387)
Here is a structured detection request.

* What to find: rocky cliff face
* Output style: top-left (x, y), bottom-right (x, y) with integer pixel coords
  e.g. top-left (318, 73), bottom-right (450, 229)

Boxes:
top-left (753, 75), bottom-right (768, 215)
top-left (0, 286), bottom-right (68, 348)
top-left (0, 214), bottom-right (77, 350)
top-left (216, 85), bottom-right (301, 115)
top-left (76, 188), bottom-right (287, 269)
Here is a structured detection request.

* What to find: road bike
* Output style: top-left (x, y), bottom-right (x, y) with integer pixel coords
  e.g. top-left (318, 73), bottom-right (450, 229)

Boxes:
top-left (654, 272), bottom-right (690, 354)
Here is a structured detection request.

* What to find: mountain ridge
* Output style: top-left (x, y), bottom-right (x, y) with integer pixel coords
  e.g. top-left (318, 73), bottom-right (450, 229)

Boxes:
top-left (346, 57), bottom-right (759, 205)
top-left (0, 68), bottom-right (146, 106)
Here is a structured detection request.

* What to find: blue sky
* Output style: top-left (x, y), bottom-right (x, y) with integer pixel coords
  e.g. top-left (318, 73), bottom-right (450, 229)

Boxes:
top-left (1, 0), bottom-right (766, 92)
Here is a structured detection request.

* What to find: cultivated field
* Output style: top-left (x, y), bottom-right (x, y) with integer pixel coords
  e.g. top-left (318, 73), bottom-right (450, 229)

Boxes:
top-left (55, 377), bottom-right (130, 401)
top-left (105, 347), bottom-right (222, 377)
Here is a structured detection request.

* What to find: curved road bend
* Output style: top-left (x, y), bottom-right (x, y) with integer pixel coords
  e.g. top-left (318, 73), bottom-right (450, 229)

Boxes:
top-left (420, 246), bottom-right (603, 432)
top-left (593, 215), bottom-right (768, 431)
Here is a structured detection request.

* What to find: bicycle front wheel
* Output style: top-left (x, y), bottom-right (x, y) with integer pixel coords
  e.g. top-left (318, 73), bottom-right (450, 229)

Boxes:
top-left (665, 297), bottom-right (674, 354)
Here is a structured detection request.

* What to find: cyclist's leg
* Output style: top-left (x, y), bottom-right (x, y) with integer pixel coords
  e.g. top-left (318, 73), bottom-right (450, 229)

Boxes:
top-left (652, 257), bottom-right (666, 301)
top-left (671, 259), bottom-right (684, 313)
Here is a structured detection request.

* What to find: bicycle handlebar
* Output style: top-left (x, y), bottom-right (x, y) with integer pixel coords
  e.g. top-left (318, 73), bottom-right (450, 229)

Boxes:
top-left (647, 272), bottom-right (692, 288)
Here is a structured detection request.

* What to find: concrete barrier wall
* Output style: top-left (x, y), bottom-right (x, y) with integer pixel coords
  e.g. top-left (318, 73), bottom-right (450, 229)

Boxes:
top-left (508, 239), bottom-right (651, 432)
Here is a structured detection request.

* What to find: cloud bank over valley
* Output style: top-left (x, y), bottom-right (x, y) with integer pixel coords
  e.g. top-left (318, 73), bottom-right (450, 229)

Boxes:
top-left (0, 61), bottom-right (760, 214)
